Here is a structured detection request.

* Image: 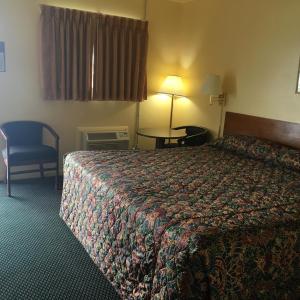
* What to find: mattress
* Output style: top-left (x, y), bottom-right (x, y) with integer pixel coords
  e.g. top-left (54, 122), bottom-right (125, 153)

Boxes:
top-left (60, 144), bottom-right (299, 299)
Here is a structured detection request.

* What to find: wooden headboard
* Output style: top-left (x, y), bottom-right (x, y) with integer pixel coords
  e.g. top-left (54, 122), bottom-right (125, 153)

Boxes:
top-left (224, 112), bottom-right (300, 149)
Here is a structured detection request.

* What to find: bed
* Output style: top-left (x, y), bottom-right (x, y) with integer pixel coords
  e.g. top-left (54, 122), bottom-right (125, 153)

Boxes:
top-left (60, 112), bottom-right (300, 299)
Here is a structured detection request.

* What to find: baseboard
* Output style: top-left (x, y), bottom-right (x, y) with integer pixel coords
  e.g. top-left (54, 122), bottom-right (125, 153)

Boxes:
top-left (0, 164), bottom-right (63, 182)
top-left (0, 170), bottom-right (63, 182)
top-left (1, 175), bottom-right (64, 192)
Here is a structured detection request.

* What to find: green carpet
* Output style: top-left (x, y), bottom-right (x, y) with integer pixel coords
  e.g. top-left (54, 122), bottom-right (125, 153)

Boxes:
top-left (0, 178), bottom-right (120, 300)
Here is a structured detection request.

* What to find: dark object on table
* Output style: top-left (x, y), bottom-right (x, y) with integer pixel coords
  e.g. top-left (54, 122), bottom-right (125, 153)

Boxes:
top-left (137, 128), bottom-right (187, 149)
top-left (164, 126), bottom-right (209, 148)
top-left (0, 121), bottom-right (59, 197)
top-left (176, 126), bottom-right (209, 146)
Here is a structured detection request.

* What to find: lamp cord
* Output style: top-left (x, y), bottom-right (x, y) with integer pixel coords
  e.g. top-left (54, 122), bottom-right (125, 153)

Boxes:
top-left (143, 0), bottom-right (148, 20)
top-left (218, 100), bottom-right (224, 138)
top-left (133, 0), bottom-right (148, 150)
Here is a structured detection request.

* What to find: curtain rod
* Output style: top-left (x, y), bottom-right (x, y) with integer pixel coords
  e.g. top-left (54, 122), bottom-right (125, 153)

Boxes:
top-left (133, 0), bottom-right (148, 150)
top-left (143, 0), bottom-right (148, 21)
top-left (39, 4), bottom-right (148, 22)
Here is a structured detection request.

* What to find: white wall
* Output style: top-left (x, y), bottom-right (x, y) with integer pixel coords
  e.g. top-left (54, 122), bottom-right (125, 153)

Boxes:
top-left (179, 0), bottom-right (300, 136)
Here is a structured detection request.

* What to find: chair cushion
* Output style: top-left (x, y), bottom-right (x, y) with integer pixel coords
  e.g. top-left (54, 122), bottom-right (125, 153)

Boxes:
top-left (1, 121), bottom-right (43, 146)
top-left (2, 145), bottom-right (58, 165)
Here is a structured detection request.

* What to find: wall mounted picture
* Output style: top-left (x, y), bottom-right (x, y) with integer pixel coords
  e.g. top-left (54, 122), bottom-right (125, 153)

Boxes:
top-left (0, 41), bottom-right (5, 72)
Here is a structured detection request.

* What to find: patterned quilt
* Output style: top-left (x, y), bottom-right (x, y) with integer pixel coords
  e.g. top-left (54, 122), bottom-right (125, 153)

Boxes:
top-left (60, 144), bottom-right (300, 299)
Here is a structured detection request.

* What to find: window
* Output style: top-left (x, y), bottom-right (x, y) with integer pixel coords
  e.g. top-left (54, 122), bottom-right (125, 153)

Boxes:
top-left (41, 5), bottom-right (148, 102)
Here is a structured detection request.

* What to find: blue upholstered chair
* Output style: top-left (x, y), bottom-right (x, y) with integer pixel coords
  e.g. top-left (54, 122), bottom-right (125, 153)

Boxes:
top-left (0, 121), bottom-right (59, 197)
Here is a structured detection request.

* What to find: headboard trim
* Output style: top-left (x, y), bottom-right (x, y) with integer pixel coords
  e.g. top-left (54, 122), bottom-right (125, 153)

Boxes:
top-left (224, 112), bottom-right (300, 149)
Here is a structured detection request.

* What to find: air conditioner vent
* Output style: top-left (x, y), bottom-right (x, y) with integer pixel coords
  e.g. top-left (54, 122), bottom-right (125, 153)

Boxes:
top-left (87, 132), bottom-right (117, 140)
top-left (77, 126), bottom-right (130, 151)
top-left (87, 141), bottom-right (129, 150)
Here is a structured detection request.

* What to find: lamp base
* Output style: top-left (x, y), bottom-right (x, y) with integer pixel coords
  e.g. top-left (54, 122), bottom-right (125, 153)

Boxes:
top-left (169, 94), bottom-right (175, 129)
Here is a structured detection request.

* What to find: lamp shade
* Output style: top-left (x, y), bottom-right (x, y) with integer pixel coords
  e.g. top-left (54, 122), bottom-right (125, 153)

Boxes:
top-left (201, 74), bottom-right (222, 96)
top-left (159, 75), bottom-right (184, 96)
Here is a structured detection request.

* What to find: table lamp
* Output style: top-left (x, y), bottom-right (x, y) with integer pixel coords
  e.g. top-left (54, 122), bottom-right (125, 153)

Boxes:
top-left (202, 74), bottom-right (226, 137)
top-left (159, 75), bottom-right (185, 129)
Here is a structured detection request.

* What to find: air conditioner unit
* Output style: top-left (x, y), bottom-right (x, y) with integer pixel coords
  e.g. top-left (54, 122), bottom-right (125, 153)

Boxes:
top-left (77, 127), bottom-right (130, 151)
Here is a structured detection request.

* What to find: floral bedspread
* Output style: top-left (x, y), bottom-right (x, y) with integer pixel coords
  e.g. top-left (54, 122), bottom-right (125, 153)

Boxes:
top-left (60, 146), bottom-right (300, 299)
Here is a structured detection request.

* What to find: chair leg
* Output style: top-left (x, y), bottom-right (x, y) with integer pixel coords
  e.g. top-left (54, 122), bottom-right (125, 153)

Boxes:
top-left (3, 165), bottom-right (7, 184)
top-left (55, 161), bottom-right (59, 190)
top-left (40, 163), bottom-right (44, 178)
top-left (7, 165), bottom-right (11, 197)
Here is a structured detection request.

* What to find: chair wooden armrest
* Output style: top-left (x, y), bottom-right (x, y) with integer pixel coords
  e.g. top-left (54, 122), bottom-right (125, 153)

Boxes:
top-left (0, 127), bottom-right (8, 142)
top-left (42, 124), bottom-right (59, 151)
top-left (0, 126), bottom-right (10, 155)
top-left (173, 126), bottom-right (187, 131)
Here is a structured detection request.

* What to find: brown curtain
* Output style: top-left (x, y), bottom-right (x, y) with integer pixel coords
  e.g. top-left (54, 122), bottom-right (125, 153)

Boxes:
top-left (93, 15), bottom-right (148, 101)
top-left (41, 5), bottom-right (148, 102)
top-left (41, 5), bottom-right (95, 100)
